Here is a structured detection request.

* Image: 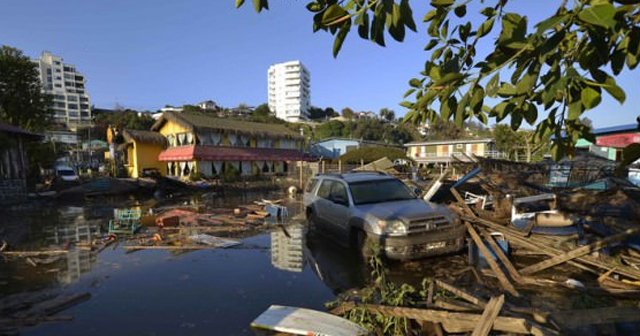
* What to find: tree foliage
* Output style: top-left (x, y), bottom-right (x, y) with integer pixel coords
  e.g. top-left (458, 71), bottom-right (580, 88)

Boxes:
top-left (379, 107), bottom-right (396, 122)
top-left (341, 107), bottom-right (355, 119)
top-left (236, 0), bottom-right (640, 163)
top-left (92, 108), bottom-right (155, 141)
top-left (339, 146), bottom-right (409, 164)
top-left (0, 45), bottom-right (52, 131)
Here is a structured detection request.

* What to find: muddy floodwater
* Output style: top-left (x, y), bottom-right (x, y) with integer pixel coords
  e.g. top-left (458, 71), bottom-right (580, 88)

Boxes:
top-left (1, 192), bottom-right (391, 335)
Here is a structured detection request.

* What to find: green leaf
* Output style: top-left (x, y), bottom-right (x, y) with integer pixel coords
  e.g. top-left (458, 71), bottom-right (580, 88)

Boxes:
top-left (400, 101), bottom-right (414, 108)
top-left (497, 83), bottom-right (516, 97)
top-left (476, 111), bottom-right (488, 124)
top-left (430, 0), bottom-right (454, 7)
top-left (423, 9), bottom-right (437, 22)
top-left (477, 17), bottom-right (495, 38)
top-left (306, 2), bottom-right (323, 12)
top-left (486, 73), bottom-right (500, 97)
top-left (332, 23), bottom-right (350, 57)
top-left (400, 0), bottom-right (417, 32)
top-left (322, 4), bottom-right (348, 26)
top-left (511, 112), bottom-right (523, 130)
top-left (433, 73), bottom-right (464, 86)
top-left (424, 39), bottom-right (438, 51)
top-left (252, 0), bottom-right (268, 12)
top-left (235, 0), bottom-right (245, 8)
top-left (580, 87), bottom-right (601, 109)
top-left (409, 78), bottom-right (422, 88)
top-left (535, 14), bottom-right (567, 33)
top-left (567, 100), bottom-right (583, 120)
top-left (357, 12), bottom-right (370, 39)
top-left (523, 103), bottom-right (538, 125)
top-left (603, 76), bottom-right (626, 104)
top-left (403, 88), bottom-right (416, 98)
top-left (498, 13), bottom-right (527, 44)
top-left (578, 4), bottom-right (616, 29)
top-left (454, 5), bottom-right (466, 18)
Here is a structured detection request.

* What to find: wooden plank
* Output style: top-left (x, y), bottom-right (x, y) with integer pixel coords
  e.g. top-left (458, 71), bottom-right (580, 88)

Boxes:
top-left (434, 279), bottom-right (487, 307)
top-left (334, 303), bottom-right (553, 336)
top-left (465, 222), bottom-right (519, 297)
top-left (520, 227), bottom-right (640, 275)
top-left (451, 187), bottom-right (477, 218)
top-left (123, 245), bottom-right (237, 250)
top-left (482, 232), bottom-right (532, 285)
top-left (471, 295), bottom-right (505, 336)
top-left (463, 215), bottom-right (640, 279)
top-left (1, 250), bottom-right (68, 256)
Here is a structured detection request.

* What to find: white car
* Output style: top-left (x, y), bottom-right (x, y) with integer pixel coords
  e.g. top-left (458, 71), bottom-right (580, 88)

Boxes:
top-left (56, 166), bottom-right (80, 182)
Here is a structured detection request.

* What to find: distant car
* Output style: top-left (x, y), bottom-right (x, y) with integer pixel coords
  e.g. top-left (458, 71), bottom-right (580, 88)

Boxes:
top-left (55, 165), bottom-right (80, 182)
top-left (303, 172), bottom-right (465, 260)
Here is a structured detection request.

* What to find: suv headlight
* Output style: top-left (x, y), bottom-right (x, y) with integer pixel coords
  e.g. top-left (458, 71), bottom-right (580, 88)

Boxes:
top-left (377, 219), bottom-right (407, 235)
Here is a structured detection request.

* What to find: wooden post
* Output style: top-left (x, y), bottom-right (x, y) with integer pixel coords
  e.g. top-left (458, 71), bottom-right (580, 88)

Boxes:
top-left (360, 159), bottom-right (364, 169)
top-left (321, 160), bottom-right (325, 173)
top-left (299, 161), bottom-right (304, 189)
top-left (338, 160), bottom-right (342, 173)
top-left (465, 222), bottom-right (519, 297)
top-left (471, 295), bottom-right (505, 336)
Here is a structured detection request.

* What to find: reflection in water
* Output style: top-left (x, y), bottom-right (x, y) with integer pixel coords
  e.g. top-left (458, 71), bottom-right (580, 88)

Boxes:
top-left (304, 230), bottom-right (367, 295)
top-left (42, 206), bottom-right (102, 285)
top-left (269, 223), bottom-right (367, 294)
top-left (271, 225), bottom-right (306, 272)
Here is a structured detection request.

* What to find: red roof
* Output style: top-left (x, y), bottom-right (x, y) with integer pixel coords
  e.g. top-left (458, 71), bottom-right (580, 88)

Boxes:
top-left (158, 145), bottom-right (313, 161)
top-left (596, 133), bottom-right (640, 148)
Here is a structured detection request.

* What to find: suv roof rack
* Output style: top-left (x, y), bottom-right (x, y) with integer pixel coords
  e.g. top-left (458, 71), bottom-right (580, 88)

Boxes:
top-left (315, 170), bottom-right (389, 179)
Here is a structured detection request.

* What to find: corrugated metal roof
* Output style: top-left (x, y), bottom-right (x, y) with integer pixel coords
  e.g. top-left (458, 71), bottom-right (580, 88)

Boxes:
top-left (404, 138), bottom-right (494, 147)
top-left (0, 122), bottom-right (42, 138)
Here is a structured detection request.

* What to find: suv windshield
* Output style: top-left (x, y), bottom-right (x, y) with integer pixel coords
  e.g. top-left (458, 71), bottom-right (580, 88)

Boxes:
top-left (349, 178), bottom-right (416, 205)
top-left (58, 170), bottom-right (76, 176)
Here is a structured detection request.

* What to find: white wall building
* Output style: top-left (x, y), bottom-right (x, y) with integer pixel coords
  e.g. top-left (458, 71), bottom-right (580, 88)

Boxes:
top-left (33, 51), bottom-right (92, 131)
top-left (268, 60), bottom-right (310, 122)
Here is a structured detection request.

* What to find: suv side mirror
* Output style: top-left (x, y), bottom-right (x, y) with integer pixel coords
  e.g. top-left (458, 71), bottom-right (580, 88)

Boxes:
top-left (332, 194), bottom-right (348, 206)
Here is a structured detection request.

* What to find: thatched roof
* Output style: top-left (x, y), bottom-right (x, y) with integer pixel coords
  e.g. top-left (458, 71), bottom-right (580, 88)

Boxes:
top-left (151, 111), bottom-right (301, 139)
top-left (122, 129), bottom-right (167, 147)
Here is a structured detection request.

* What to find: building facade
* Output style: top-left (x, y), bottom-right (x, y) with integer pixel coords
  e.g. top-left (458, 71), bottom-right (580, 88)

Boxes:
top-left (405, 138), bottom-right (504, 166)
top-left (33, 51), bottom-right (91, 130)
top-left (120, 129), bottom-right (168, 178)
top-left (310, 137), bottom-right (404, 160)
top-left (0, 122), bottom-right (42, 204)
top-left (152, 111), bottom-right (310, 178)
top-left (268, 60), bottom-right (311, 122)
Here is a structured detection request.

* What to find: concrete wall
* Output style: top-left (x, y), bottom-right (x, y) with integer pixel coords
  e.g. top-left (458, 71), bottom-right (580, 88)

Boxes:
top-left (127, 142), bottom-right (166, 178)
top-left (0, 179), bottom-right (26, 205)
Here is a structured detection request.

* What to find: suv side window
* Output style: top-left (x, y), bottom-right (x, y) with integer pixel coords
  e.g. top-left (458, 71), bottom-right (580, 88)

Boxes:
top-left (317, 180), bottom-right (333, 199)
top-left (305, 178), bottom-right (319, 193)
top-left (330, 182), bottom-right (349, 205)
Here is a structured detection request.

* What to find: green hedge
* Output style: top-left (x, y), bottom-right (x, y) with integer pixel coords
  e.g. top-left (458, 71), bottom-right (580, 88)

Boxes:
top-left (338, 146), bottom-right (410, 164)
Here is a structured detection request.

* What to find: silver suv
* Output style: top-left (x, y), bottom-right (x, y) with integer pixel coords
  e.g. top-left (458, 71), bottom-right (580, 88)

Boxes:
top-left (303, 172), bottom-right (465, 260)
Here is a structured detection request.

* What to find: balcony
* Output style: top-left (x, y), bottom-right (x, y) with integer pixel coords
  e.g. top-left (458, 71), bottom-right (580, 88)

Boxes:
top-left (414, 151), bottom-right (507, 163)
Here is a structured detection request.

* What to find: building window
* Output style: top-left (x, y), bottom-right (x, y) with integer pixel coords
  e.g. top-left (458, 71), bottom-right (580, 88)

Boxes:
top-left (68, 103), bottom-right (78, 110)
top-left (456, 144), bottom-right (463, 149)
top-left (54, 84), bottom-right (62, 88)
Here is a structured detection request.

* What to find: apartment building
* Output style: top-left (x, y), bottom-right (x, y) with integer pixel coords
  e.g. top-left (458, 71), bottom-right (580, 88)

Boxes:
top-left (33, 51), bottom-right (91, 130)
top-left (268, 60), bottom-right (310, 122)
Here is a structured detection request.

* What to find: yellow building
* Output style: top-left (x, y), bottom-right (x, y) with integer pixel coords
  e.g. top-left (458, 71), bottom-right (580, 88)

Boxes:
top-left (151, 111), bottom-right (309, 178)
top-left (120, 129), bottom-right (167, 178)
top-left (404, 138), bottom-right (505, 167)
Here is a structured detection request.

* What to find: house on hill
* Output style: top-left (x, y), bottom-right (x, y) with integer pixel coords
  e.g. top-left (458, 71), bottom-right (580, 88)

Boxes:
top-left (404, 138), bottom-right (505, 166)
top-left (151, 112), bottom-right (310, 178)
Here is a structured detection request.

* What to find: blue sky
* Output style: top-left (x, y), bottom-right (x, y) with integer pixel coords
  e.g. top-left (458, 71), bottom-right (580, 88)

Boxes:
top-left (1, 0), bottom-right (638, 127)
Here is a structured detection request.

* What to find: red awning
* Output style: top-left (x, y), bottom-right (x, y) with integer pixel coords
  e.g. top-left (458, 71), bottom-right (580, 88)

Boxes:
top-left (158, 145), bottom-right (312, 161)
top-left (596, 133), bottom-right (640, 148)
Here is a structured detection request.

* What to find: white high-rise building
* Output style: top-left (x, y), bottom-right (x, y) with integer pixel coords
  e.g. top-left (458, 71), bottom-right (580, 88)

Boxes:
top-left (268, 60), bottom-right (310, 122)
top-left (33, 51), bottom-right (91, 130)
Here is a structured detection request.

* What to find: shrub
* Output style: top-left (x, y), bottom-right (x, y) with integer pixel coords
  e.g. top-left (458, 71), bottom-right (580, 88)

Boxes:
top-left (338, 146), bottom-right (410, 164)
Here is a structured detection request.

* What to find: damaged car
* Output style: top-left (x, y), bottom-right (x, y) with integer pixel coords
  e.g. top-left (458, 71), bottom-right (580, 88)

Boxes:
top-left (304, 172), bottom-right (465, 260)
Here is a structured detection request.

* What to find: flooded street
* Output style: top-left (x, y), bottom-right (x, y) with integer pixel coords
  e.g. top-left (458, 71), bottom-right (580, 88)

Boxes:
top-left (1, 193), bottom-right (374, 335)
